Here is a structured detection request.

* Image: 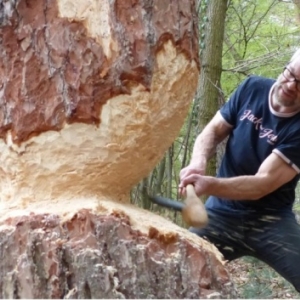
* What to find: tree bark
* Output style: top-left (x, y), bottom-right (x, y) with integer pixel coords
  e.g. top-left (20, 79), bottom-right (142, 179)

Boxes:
top-left (196, 0), bottom-right (228, 177)
top-left (1, 208), bottom-right (236, 299)
top-left (0, 0), bottom-right (235, 297)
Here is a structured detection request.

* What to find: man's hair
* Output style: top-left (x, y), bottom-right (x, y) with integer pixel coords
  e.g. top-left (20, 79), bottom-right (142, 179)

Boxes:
top-left (290, 48), bottom-right (300, 62)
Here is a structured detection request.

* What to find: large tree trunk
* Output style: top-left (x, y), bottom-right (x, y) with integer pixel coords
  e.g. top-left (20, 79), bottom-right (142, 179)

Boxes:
top-left (0, 0), bottom-right (235, 298)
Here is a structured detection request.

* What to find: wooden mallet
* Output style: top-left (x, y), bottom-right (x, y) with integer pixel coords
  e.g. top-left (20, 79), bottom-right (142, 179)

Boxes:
top-left (148, 184), bottom-right (208, 228)
top-left (181, 184), bottom-right (208, 228)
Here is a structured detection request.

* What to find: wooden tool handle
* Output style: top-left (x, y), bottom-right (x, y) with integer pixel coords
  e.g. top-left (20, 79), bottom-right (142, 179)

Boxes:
top-left (182, 184), bottom-right (208, 228)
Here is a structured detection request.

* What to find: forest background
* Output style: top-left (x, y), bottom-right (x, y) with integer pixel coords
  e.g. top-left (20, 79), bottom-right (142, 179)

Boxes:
top-left (131, 0), bottom-right (300, 298)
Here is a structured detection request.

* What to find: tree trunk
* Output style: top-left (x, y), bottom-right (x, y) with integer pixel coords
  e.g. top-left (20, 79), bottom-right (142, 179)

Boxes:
top-left (196, 0), bottom-right (228, 177)
top-left (1, 208), bottom-right (236, 299)
top-left (0, 0), bottom-right (235, 297)
top-left (293, 0), bottom-right (300, 24)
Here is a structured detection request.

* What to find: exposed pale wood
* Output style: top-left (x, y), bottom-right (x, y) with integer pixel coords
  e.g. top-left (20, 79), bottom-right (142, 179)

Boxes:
top-left (0, 0), bottom-right (235, 297)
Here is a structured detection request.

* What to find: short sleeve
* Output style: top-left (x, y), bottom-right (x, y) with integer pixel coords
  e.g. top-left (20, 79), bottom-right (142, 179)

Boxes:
top-left (273, 132), bottom-right (300, 173)
top-left (220, 77), bottom-right (252, 127)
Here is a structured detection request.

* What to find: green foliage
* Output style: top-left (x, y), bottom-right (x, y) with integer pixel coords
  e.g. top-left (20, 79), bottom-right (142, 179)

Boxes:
top-left (222, 0), bottom-right (300, 98)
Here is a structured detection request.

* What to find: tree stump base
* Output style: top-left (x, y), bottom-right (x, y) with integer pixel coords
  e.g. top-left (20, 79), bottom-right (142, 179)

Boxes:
top-left (1, 200), bottom-right (236, 299)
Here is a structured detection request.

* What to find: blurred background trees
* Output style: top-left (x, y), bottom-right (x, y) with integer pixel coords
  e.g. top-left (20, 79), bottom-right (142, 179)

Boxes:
top-left (131, 0), bottom-right (300, 296)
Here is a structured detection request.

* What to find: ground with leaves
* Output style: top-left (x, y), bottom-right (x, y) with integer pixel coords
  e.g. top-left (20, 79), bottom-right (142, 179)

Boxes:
top-left (227, 257), bottom-right (300, 299)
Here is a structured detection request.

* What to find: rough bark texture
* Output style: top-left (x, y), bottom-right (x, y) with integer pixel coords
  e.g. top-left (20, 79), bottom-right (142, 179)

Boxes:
top-left (196, 0), bottom-right (228, 178)
top-left (0, 0), bottom-right (236, 298)
top-left (0, 0), bottom-right (200, 203)
top-left (1, 208), bottom-right (236, 299)
top-left (0, 0), bottom-right (199, 144)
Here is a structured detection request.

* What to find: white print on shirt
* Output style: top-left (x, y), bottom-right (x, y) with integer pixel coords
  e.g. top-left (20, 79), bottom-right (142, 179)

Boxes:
top-left (240, 110), bottom-right (278, 145)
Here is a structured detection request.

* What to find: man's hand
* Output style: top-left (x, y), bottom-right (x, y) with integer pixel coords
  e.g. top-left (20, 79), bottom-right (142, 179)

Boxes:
top-left (179, 173), bottom-right (209, 197)
top-left (179, 164), bottom-right (206, 197)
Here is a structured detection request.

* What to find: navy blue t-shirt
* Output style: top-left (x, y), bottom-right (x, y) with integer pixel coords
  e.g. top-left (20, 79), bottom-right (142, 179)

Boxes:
top-left (206, 76), bottom-right (300, 213)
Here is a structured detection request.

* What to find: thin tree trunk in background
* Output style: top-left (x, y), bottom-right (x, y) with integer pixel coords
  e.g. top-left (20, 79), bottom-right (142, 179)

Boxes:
top-left (140, 177), bottom-right (151, 209)
top-left (154, 157), bottom-right (166, 195)
top-left (292, 0), bottom-right (300, 24)
top-left (196, 0), bottom-right (228, 181)
top-left (180, 107), bottom-right (195, 170)
top-left (166, 146), bottom-right (174, 198)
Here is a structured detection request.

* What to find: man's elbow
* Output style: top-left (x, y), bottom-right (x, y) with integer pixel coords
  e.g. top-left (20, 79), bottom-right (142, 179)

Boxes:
top-left (246, 173), bottom-right (278, 201)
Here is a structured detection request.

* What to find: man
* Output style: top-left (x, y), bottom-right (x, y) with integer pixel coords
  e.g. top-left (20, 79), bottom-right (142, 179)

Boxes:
top-left (179, 49), bottom-right (300, 292)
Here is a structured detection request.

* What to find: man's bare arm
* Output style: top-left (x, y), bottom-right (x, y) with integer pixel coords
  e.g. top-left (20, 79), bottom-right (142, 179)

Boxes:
top-left (181, 152), bottom-right (298, 200)
top-left (179, 111), bottom-right (232, 195)
top-left (189, 111), bottom-right (232, 170)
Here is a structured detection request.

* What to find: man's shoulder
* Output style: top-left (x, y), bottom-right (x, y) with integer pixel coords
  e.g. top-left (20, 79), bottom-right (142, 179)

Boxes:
top-left (231, 76), bottom-right (275, 104)
top-left (242, 75), bottom-right (275, 88)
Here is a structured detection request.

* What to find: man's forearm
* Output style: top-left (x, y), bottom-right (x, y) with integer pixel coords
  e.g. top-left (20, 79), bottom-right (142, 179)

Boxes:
top-left (190, 112), bottom-right (231, 169)
top-left (190, 127), bottom-right (225, 172)
top-left (202, 175), bottom-right (273, 200)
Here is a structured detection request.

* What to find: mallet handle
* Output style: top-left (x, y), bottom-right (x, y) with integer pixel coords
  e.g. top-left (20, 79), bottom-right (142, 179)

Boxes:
top-left (182, 184), bottom-right (208, 228)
